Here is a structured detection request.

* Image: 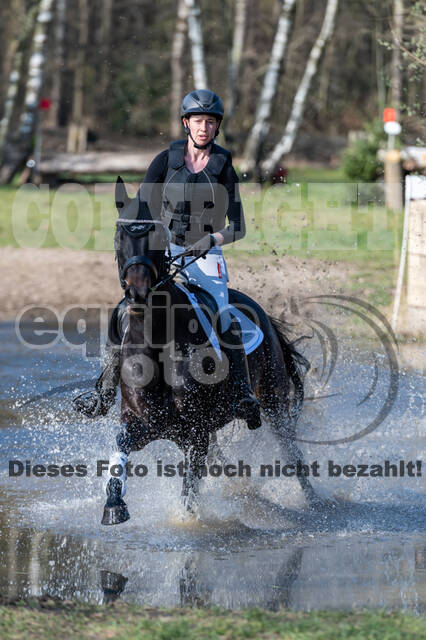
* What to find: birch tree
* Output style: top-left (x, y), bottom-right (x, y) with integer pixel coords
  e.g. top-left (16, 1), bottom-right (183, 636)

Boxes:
top-left (0, 55), bottom-right (24, 154)
top-left (262, 0), bottom-right (339, 174)
top-left (171, 0), bottom-right (189, 138)
top-left (0, 0), bottom-right (24, 124)
top-left (391, 0), bottom-right (403, 120)
top-left (0, 1), bottom-right (39, 154)
top-left (224, 0), bottom-right (248, 143)
top-left (100, 0), bottom-right (113, 93)
top-left (67, 0), bottom-right (89, 152)
top-left (184, 0), bottom-right (208, 89)
top-left (0, 0), bottom-right (53, 184)
top-left (241, 0), bottom-right (296, 174)
top-left (45, 0), bottom-right (67, 128)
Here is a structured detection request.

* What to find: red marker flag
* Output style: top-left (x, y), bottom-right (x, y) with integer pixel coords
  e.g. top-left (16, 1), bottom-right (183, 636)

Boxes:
top-left (383, 108), bottom-right (396, 123)
top-left (39, 98), bottom-right (52, 111)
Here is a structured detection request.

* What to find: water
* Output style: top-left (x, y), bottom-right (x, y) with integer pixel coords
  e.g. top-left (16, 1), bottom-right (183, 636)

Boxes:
top-left (0, 322), bottom-right (424, 611)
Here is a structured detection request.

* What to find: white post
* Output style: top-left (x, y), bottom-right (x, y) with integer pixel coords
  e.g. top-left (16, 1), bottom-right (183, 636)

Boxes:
top-left (391, 175), bottom-right (411, 332)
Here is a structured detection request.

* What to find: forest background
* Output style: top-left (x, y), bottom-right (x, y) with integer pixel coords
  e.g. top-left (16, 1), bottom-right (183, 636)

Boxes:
top-left (0, 0), bottom-right (424, 179)
top-left (0, 0), bottom-right (424, 353)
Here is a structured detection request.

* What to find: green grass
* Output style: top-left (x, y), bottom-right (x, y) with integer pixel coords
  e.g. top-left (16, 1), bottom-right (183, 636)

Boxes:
top-left (287, 165), bottom-right (347, 182)
top-left (0, 184), bottom-right (118, 251)
top-left (0, 178), bottom-right (402, 258)
top-left (0, 600), bottom-right (424, 640)
top-left (0, 171), bottom-right (403, 309)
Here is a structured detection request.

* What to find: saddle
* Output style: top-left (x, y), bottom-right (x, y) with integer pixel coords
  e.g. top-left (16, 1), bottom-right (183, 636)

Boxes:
top-left (108, 285), bottom-right (264, 359)
top-left (174, 283), bottom-right (264, 359)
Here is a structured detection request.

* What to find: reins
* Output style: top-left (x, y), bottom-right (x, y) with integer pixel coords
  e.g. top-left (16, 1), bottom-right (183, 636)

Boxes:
top-left (152, 250), bottom-right (209, 291)
top-left (116, 217), bottom-right (210, 292)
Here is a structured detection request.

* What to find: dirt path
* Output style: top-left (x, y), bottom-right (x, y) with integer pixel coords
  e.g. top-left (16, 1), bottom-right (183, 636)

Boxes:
top-left (1, 247), bottom-right (356, 321)
top-left (1, 246), bottom-right (423, 371)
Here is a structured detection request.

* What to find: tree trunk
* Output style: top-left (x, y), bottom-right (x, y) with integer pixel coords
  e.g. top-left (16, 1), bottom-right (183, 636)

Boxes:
top-left (262, 0), bottom-right (339, 175)
top-left (375, 21), bottom-right (386, 114)
top-left (224, 0), bottom-right (248, 145)
top-left (0, 53), bottom-right (24, 154)
top-left (391, 0), bottom-right (403, 121)
top-left (294, 0), bottom-right (305, 31)
top-left (171, 0), bottom-right (189, 138)
top-left (317, 38), bottom-right (334, 114)
top-left (45, 0), bottom-right (67, 128)
top-left (241, 0), bottom-right (296, 175)
top-left (184, 0), bottom-right (208, 89)
top-left (0, 0), bottom-right (24, 122)
top-left (67, 0), bottom-right (89, 152)
top-left (98, 0), bottom-right (113, 99)
top-left (0, 0), bottom-right (53, 184)
top-left (0, 0), bottom-right (38, 153)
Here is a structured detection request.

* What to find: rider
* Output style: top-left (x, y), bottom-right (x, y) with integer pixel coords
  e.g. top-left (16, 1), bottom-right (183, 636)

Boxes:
top-left (73, 89), bottom-right (261, 430)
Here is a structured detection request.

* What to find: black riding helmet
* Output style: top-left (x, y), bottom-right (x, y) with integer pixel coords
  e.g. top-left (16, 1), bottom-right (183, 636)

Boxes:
top-left (180, 89), bottom-right (224, 149)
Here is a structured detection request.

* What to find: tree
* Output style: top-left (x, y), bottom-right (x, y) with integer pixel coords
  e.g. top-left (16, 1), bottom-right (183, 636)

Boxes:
top-left (66, 0), bottom-right (89, 152)
top-left (241, 0), bottom-right (296, 175)
top-left (391, 0), bottom-right (403, 120)
top-left (224, 0), bottom-right (248, 145)
top-left (45, 0), bottom-right (67, 128)
top-left (0, 0), bottom-right (53, 184)
top-left (262, 0), bottom-right (339, 174)
top-left (184, 0), bottom-right (208, 89)
top-left (171, 0), bottom-right (189, 138)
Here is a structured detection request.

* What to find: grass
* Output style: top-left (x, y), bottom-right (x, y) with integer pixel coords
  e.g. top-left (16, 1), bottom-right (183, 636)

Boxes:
top-left (0, 168), bottom-right (403, 308)
top-left (0, 174), bottom-right (402, 258)
top-left (0, 600), bottom-right (424, 640)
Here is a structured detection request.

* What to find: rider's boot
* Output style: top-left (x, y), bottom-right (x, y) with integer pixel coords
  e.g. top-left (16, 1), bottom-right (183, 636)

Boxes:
top-left (221, 317), bottom-right (261, 430)
top-left (72, 342), bottom-right (121, 418)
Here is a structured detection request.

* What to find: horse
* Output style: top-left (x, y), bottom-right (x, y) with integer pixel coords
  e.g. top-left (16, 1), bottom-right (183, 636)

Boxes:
top-left (101, 177), bottom-right (322, 525)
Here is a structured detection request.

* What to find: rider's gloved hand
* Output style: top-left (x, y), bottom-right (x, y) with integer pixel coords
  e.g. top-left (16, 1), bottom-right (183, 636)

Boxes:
top-left (187, 234), bottom-right (217, 259)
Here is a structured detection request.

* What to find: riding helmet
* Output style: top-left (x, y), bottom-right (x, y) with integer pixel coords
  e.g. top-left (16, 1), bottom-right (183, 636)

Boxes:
top-left (180, 90), bottom-right (224, 120)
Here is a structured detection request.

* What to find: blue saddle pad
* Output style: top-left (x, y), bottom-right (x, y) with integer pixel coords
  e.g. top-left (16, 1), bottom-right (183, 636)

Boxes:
top-left (174, 283), bottom-right (264, 359)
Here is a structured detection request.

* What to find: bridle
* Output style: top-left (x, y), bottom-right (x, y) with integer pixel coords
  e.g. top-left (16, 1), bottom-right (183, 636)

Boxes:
top-left (115, 218), bottom-right (209, 291)
top-left (116, 218), bottom-right (168, 288)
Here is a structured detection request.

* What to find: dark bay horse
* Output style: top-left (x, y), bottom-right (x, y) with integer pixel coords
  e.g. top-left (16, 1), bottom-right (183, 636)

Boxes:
top-left (102, 178), bottom-right (321, 525)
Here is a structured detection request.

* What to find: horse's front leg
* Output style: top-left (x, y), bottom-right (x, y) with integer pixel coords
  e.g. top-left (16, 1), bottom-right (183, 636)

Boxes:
top-left (271, 417), bottom-right (326, 508)
top-left (181, 430), bottom-right (209, 516)
top-left (101, 425), bottom-right (135, 525)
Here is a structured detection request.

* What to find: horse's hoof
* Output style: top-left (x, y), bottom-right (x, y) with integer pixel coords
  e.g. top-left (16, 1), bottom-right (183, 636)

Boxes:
top-left (101, 478), bottom-right (130, 525)
top-left (246, 405), bottom-right (262, 430)
top-left (101, 502), bottom-right (130, 525)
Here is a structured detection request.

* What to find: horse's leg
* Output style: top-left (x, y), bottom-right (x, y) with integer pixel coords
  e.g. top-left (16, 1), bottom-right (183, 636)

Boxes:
top-left (270, 416), bottom-right (325, 507)
top-left (181, 431), bottom-right (209, 516)
top-left (101, 425), bottom-right (134, 525)
top-left (206, 431), bottom-right (227, 466)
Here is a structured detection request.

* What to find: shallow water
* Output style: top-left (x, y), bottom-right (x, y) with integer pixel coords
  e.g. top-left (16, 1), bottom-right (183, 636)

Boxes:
top-left (0, 321), bottom-right (425, 612)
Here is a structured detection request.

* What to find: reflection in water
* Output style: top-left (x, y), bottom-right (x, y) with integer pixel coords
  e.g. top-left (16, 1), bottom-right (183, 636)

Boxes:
top-left (180, 555), bottom-right (212, 608)
top-left (0, 521), bottom-right (425, 612)
top-left (100, 571), bottom-right (128, 604)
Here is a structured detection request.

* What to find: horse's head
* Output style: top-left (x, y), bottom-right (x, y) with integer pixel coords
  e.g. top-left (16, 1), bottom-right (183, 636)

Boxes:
top-left (114, 177), bottom-right (170, 307)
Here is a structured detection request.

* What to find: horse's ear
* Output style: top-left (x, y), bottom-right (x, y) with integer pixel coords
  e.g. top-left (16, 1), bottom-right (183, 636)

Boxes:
top-left (115, 176), bottom-right (131, 213)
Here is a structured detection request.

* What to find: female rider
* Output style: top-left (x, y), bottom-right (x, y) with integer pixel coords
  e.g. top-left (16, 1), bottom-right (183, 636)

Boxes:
top-left (73, 89), bottom-right (261, 430)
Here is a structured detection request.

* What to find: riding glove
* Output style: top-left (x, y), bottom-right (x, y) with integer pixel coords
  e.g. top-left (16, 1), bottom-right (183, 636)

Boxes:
top-left (187, 234), bottom-right (217, 258)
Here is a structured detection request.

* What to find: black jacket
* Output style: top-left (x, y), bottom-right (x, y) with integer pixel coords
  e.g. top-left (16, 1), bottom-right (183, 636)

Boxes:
top-left (136, 140), bottom-right (246, 246)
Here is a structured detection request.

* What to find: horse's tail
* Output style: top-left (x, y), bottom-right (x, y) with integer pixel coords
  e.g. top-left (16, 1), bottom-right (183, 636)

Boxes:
top-left (268, 315), bottom-right (310, 423)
